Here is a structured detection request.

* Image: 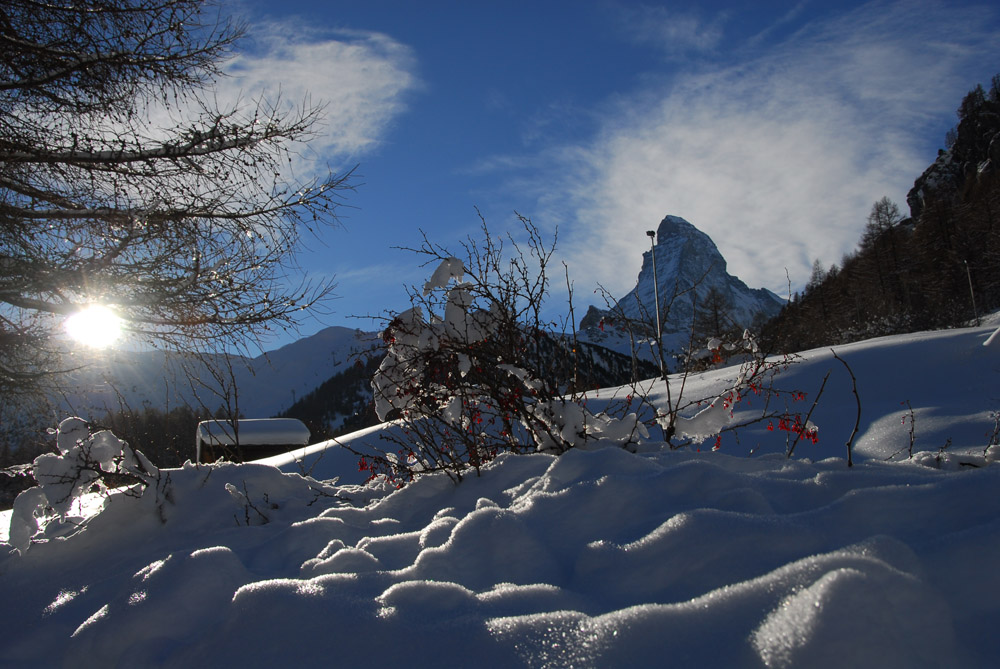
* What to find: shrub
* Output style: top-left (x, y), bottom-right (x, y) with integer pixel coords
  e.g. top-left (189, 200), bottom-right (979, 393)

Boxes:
top-left (365, 215), bottom-right (647, 484)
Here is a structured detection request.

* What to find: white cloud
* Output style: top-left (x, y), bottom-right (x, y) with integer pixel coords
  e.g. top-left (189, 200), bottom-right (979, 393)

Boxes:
top-left (220, 22), bottom-right (419, 170)
top-left (546, 1), bottom-right (1000, 300)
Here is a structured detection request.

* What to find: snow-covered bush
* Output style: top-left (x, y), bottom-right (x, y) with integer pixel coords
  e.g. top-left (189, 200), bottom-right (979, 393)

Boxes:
top-left (587, 269), bottom-right (828, 458)
top-left (5, 417), bottom-right (349, 555)
top-left (367, 216), bottom-right (647, 484)
top-left (657, 330), bottom-right (818, 450)
top-left (7, 417), bottom-right (164, 553)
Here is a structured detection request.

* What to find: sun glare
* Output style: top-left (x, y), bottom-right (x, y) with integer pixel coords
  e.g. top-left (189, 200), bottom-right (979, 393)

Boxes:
top-left (65, 305), bottom-right (123, 349)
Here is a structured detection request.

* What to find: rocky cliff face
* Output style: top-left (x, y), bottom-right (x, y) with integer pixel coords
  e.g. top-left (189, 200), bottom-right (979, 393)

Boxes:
top-left (581, 215), bottom-right (783, 351)
top-left (907, 82), bottom-right (1000, 220)
top-left (906, 136), bottom-right (1000, 220)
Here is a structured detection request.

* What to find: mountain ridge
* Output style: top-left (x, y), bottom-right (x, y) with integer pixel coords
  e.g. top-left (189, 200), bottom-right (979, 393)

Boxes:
top-left (59, 326), bottom-right (381, 420)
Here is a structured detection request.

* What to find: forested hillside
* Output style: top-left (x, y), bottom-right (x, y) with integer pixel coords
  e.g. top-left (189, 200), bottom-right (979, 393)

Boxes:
top-left (763, 75), bottom-right (1000, 352)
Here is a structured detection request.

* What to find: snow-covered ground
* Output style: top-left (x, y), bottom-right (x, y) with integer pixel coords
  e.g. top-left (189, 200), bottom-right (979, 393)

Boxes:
top-left (2, 323), bottom-right (999, 667)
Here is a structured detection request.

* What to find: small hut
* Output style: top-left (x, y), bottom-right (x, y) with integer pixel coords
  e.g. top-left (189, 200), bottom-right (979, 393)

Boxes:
top-left (195, 418), bottom-right (310, 463)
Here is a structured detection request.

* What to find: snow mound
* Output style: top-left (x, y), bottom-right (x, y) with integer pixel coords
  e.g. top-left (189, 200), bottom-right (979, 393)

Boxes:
top-left (1, 445), bottom-right (997, 666)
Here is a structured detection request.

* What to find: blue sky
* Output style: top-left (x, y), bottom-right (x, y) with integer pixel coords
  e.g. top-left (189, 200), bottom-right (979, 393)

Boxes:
top-left (223, 0), bottom-right (1000, 350)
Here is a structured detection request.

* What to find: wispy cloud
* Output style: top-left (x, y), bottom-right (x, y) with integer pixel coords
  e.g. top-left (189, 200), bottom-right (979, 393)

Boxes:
top-left (613, 4), bottom-right (726, 56)
top-left (220, 21), bottom-right (419, 171)
top-left (533, 1), bottom-right (1000, 300)
top-left (746, 1), bottom-right (810, 48)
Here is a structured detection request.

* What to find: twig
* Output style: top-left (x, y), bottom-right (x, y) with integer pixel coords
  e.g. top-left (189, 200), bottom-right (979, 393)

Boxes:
top-left (985, 410), bottom-right (1000, 457)
top-left (831, 350), bottom-right (860, 467)
top-left (564, 262), bottom-right (578, 393)
top-left (786, 369), bottom-right (830, 460)
top-left (905, 400), bottom-right (915, 458)
top-left (886, 400), bottom-right (916, 461)
top-left (240, 480), bottom-right (270, 525)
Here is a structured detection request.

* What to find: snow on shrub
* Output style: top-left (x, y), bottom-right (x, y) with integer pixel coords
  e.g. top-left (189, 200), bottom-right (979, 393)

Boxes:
top-left (8, 417), bottom-right (163, 552)
top-left (6, 417), bottom-right (345, 554)
top-left (654, 329), bottom-right (821, 455)
top-left (366, 218), bottom-right (648, 485)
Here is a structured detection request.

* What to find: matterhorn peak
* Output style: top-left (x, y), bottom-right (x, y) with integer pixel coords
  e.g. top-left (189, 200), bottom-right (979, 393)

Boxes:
top-left (656, 214), bottom-right (701, 237)
top-left (582, 215), bottom-right (782, 352)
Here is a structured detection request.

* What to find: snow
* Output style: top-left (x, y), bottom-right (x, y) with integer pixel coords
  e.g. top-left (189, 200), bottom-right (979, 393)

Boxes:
top-left (423, 256), bottom-right (465, 295)
top-left (2, 323), bottom-right (1000, 667)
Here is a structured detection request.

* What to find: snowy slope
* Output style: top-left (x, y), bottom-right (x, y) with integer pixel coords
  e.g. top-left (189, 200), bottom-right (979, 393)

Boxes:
top-left (1, 323), bottom-right (999, 667)
top-left (273, 322), bottom-right (1000, 484)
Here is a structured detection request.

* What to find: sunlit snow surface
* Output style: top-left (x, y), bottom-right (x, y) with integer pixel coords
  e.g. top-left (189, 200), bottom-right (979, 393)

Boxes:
top-left (2, 324), bottom-right (999, 667)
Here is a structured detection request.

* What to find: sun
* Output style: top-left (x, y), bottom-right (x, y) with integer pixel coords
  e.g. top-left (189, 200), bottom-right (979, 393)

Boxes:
top-left (65, 304), bottom-right (123, 349)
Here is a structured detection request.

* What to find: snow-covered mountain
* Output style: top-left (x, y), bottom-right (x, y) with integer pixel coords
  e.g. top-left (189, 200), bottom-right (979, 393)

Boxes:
top-left (581, 215), bottom-right (783, 354)
top-left (59, 327), bottom-right (381, 419)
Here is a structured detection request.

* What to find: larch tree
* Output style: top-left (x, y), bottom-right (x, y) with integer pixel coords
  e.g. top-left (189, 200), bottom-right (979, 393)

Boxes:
top-left (0, 0), bottom-right (353, 398)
